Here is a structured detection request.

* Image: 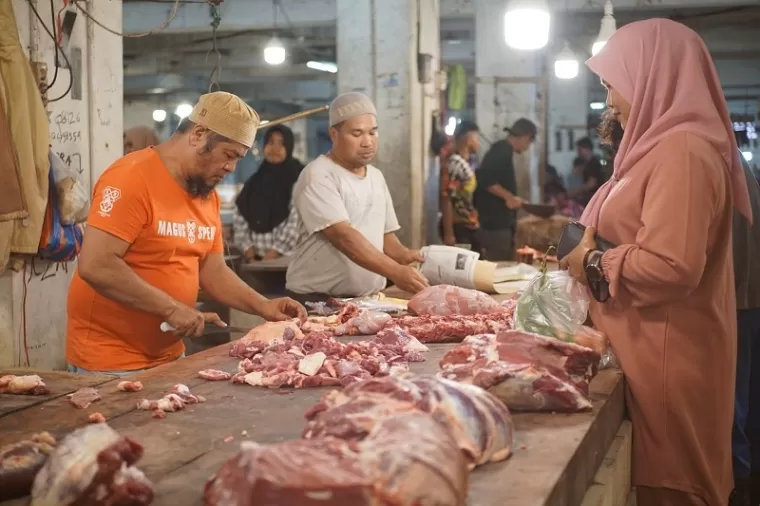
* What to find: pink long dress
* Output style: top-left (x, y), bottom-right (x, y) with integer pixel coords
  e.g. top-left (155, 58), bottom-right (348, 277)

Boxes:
top-left (590, 132), bottom-right (735, 505)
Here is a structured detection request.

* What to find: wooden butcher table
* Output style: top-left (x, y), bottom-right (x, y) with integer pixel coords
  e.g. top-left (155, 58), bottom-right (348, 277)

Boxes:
top-left (0, 339), bottom-right (628, 506)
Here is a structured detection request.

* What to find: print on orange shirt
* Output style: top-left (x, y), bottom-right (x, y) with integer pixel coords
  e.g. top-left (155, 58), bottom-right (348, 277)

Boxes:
top-left (67, 148), bottom-right (224, 372)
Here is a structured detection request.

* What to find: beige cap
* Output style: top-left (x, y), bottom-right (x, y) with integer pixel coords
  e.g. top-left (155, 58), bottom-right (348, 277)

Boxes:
top-left (329, 92), bottom-right (377, 127)
top-left (188, 92), bottom-right (260, 148)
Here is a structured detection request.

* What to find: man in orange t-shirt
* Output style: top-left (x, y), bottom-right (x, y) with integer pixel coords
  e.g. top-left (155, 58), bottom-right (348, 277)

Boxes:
top-left (67, 92), bottom-right (306, 374)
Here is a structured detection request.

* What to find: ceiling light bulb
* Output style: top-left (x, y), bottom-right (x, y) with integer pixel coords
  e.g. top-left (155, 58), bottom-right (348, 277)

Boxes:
top-left (152, 109), bottom-right (167, 122)
top-left (592, 1), bottom-right (617, 56)
top-left (174, 103), bottom-right (193, 119)
top-left (554, 44), bottom-right (579, 80)
top-left (264, 36), bottom-right (286, 65)
top-left (504, 0), bottom-right (550, 51)
top-left (306, 61), bottom-right (338, 73)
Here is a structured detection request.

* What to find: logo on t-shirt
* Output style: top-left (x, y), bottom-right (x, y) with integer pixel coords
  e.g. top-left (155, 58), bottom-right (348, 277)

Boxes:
top-left (98, 186), bottom-right (121, 217)
top-left (156, 219), bottom-right (216, 244)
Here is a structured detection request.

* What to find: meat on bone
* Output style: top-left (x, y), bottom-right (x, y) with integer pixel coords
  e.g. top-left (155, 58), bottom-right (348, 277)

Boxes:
top-left (389, 311), bottom-right (515, 343)
top-left (30, 424), bottom-right (153, 506)
top-left (88, 412), bottom-right (106, 424)
top-left (116, 381), bottom-right (143, 392)
top-left (303, 374), bottom-right (513, 468)
top-left (0, 432), bottom-right (56, 502)
top-left (66, 387), bottom-right (101, 409)
top-left (230, 329), bottom-right (427, 389)
top-left (204, 412), bottom-right (468, 506)
top-left (198, 369), bottom-right (232, 381)
top-left (408, 285), bottom-right (503, 316)
top-left (0, 375), bottom-right (49, 395)
top-left (439, 331), bottom-right (601, 412)
top-left (229, 320), bottom-right (304, 358)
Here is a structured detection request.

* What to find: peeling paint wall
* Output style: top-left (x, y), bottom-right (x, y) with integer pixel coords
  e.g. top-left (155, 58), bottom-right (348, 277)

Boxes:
top-left (0, 0), bottom-right (123, 369)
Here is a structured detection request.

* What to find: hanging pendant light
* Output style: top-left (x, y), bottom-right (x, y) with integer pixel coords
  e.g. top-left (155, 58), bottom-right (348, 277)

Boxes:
top-left (554, 44), bottom-right (579, 80)
top-left (591, 1), bottom-right (616, 56)
top-left (264, 36), bottom-right (286, 65)
top-left (504, 0), bottom-right (551, 51)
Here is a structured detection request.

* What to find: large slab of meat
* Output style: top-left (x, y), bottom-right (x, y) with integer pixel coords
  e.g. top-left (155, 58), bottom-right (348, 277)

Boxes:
top-left (204, 411), bottom-right (468, 506)
top-left (0, 374), bottom-right (49, 395)
top-left (0, 432), bottom-right (56, 502)
top-left (389, 310), bottom-right (515, 343)
top-left (229, 320), bottom-right (304, 358)
top-left (30, 424), bottom-right (153, 506)
top-left (439, 331), bottom-right (601, 412)
top-left (408, 285), bottom-right (504, 316)
top-left (303, 374), bottom-right (513, 468)
top-left (231, 327), bottom-right (428, 389)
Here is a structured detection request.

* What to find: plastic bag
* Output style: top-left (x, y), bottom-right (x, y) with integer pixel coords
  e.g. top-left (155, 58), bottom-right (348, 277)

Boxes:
top-left (50, 152), bottom-right (88, 225)
top-left (514, 270), bottom-right (590, 340)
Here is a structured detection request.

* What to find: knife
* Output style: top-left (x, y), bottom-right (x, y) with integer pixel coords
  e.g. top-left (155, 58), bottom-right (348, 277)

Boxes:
top-left (160, 322), bottom-right (251, 335)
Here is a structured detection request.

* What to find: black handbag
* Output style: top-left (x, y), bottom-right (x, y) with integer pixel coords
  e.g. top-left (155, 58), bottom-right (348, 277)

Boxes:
top-left (557, 222), bottom-right (615, 302)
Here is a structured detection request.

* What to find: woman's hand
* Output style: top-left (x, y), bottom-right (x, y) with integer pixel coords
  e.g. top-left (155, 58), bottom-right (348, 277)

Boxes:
top-left (559, 226), bottom-right (597, 286)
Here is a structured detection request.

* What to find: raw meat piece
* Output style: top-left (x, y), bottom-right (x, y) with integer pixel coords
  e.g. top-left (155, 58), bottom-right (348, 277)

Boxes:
top-left (439, 330), bottom-right (601, 412)
top-left (117, 380), bottom-right (143, 392)
top-left (303, 374), bottom-right (513, 468)
top-left (136, 384), bottom-right (205, 417)
top-left (88, 412), bottom-right (106, 424)
top-left (0, 374), bottom-right (49, 395)
top-left (66, 387), bottom-right (101, 409)
top-left (408, 285), bottom-right (502, 316)
top-left (204, 412), bottom-right (468, 506)
top-left (231, 330), bottom-right (427, 390)
top-left (229, 320), bottom-right (304, 359)
top-left (390, 312), bottom-right (515, 343)
top-left (373, 326), bottom-right (429, 353)
top-left (333, 311), bottom-right (392, 336)
top-left (0, 432), bottom-right (56, 502)
top-left (30, 424), bottom-right (153, 506)
top-left (198, 369), bottom-right (232, 381)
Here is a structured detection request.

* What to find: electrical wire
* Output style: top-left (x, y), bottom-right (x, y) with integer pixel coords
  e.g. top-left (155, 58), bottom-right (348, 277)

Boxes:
top-left (26, 0), bottom-right (73, 102)
top-left (71, 0), bottom-right (182, 38)
top-left (46, 0), bottom-right (59, 90)
top-left (205, 5), bottom-right (223, 92)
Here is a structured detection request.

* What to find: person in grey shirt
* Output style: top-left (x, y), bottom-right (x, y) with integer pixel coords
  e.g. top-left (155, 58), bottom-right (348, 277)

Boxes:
top-left (731, 153), bottom-right (760, 506)
top-left (285, 92), bottom-right (428, 302)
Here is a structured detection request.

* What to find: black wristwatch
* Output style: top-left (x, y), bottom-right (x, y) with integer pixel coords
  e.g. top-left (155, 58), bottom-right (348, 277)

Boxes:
top-left (584, 250), bottom-right (604, 283)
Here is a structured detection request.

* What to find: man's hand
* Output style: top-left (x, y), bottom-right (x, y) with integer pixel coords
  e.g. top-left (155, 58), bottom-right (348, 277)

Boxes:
top-left (257, 297), bottom-right (307, 322)
top-left (261, 250), bottom-right (282, 261)
top-left (389, 265), bottom-right (429, 294)
top-left (559, 226), bottom-right (597, 286)
top-left (505, 195), bottom-right (524, 210)
top-left (165, 303), bottom-right (225, 338)
top-left (401, 249), bottom-right (424, 265)
top-left (443, 234), bottom-right (457, 246)
top-left (244, 247), bottom-right (257, 262)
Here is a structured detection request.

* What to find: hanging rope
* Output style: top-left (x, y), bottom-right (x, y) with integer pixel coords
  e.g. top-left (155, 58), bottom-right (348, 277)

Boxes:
top-left (206, 5), bottom-right (223, 92)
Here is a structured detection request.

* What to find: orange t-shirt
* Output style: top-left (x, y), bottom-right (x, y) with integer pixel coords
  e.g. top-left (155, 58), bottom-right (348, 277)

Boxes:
top-left (67, 148), bottom-right (223, 371)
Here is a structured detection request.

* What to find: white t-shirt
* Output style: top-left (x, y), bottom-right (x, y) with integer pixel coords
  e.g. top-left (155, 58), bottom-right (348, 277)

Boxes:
top-left (286, 155), bottom-right (400, 297)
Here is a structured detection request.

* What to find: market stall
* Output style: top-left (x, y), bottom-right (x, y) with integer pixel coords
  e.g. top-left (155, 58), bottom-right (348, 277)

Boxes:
top-left (0, 341), bottom-right (625, 506)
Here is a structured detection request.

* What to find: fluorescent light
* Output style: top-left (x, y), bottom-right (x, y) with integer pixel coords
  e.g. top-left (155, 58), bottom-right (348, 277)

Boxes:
top-left (152, 109), bottom-right (167, 122)
top-left (444, 117), bottom-right (457, 136)
top-left (592, 1), bottom-right (617, 56)
top-left (174, 103), bottom-right (193, 119)
top-left (504, 0), bottom-right (550, 51)
top-left (306, 61), bottom-right (337, 73)
top-left (590, 102), bottom-right (606, 110)
top-left (743, 151), bottom-right (753, 162)
top-left (554, 44), bottom-right (579, 80)
top-left (264, 36), bottom-right (286, 65)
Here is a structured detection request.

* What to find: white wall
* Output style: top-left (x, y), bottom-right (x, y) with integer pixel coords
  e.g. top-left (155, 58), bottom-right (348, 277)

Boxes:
top-left (0, 0), bottom-right (123, 369)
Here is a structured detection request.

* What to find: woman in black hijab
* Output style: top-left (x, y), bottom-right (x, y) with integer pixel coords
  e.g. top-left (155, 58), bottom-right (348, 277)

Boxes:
top-left (233, 125), bottom-right (305, 261)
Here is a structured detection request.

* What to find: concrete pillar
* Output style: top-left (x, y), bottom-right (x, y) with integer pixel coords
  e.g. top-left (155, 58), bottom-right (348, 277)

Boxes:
top-left (475, 0), bottom-right (543, 203)
top-left (548, 67), bottom-right (590, 181)
top-left (289, 118), bottom-right (308, 162)
top-left (336, 0), bottom-right (440, 248)
top-left (0, 0), bottom-right (123, 369)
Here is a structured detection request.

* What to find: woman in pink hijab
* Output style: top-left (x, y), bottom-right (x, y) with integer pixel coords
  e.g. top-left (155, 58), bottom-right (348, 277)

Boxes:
top-left (561, 19), bottom-right (751, 506)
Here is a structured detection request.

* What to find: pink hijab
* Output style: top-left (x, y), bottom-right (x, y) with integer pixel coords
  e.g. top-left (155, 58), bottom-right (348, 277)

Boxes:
top-left (582, 18), bottom-right (752, 226)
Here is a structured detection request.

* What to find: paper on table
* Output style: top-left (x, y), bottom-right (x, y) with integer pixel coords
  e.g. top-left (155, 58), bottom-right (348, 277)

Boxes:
top-left (418, 245), bottom-right (480, 287)
top-left (417, 245), bottom-right (540, 294)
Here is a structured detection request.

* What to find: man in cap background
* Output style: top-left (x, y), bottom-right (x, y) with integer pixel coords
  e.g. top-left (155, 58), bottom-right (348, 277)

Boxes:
top-left (67, 91), bottom-right (306, 375)
top-left (474, 117), bottom-right (536, 261)
top-left (286, 92), bottom-right (429, 302)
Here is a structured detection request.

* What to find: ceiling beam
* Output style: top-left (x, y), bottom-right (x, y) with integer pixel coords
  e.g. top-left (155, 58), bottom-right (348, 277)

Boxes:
top-left (122, 0), bottom-right (757, 35)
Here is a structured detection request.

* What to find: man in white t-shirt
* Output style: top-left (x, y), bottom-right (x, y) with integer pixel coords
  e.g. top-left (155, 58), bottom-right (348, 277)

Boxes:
top-left (286, 92), bottom-right (429, 301)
